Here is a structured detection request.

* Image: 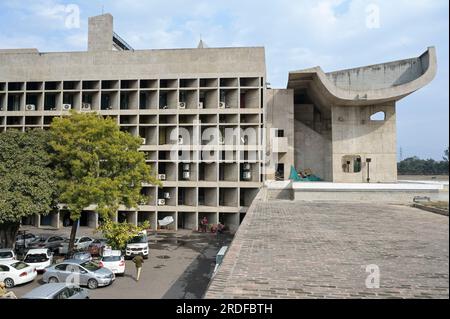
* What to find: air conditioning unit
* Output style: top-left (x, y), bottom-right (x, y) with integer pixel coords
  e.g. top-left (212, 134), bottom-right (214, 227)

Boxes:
top-left (182, 163), bottom-right (190, 171)
top-left (219, 137), bottom-right (225, 145)
top-left (158, 174), bottom-right (166, 181)
top-left (158, 199), bottom-right (166, 206)
top-left (163, 192), bottom-right (171, 199)
top-left (242, 171), bottom-right (252, 181)
top-left (219, 102), bottom-right (226, 109)
top-left (198, 102), bottom-right (204, 109)
top-left (182, 171), bottom-right (190, 180)
top-left (178, 137), bottom-right (184, 145)
top-left (62, 104), bottom-right (72, 111)
top-left (178, 102), bottom-right (186, 109)
top-left (141, 138), bottom-right (146, 145)
top-left (81, 103), bottom-right (91, 111)
top-left (243, 163), bottom-right (251, 171)
top-left (25, 104), bottom-right (36, 111)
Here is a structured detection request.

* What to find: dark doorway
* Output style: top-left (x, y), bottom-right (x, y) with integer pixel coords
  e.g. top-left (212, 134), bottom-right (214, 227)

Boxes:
top-left (276, 163), bottom-right (285, 181)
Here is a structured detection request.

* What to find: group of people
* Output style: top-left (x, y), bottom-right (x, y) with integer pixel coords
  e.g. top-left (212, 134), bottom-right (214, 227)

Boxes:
top-left (199, 217), bottom-right (225, 235)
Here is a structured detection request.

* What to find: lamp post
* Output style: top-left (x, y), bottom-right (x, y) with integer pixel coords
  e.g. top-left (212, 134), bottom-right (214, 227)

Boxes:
top-left (366, 158), bottom-right (372, 183)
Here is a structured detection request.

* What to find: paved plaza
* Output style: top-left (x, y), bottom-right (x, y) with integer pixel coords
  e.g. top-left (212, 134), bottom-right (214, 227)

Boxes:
top-left (206, 200), bottom-right (449, 299)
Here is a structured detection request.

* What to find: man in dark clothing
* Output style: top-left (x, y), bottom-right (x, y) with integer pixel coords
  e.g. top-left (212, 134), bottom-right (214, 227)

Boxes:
top-left (132, 254), bottom-right (144, 281)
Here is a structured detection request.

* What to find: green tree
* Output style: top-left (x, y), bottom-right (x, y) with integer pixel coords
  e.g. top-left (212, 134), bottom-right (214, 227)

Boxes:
top-left (49, 111), bottom-right (159, 254)
top-left (97, 219), bottom-right (150, 250)
top-left (0, 130), bottom-right (58, 248)
top-left (444, 147), bottom-right (449, 162)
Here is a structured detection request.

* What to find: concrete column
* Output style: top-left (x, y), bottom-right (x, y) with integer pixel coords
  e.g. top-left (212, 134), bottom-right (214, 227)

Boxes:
top-left (88, 212), bottom-right (98, 229)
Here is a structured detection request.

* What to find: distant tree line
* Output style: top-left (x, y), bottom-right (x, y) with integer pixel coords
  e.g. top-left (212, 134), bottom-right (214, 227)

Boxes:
top-left (398, 147), bottom-right (449, 175)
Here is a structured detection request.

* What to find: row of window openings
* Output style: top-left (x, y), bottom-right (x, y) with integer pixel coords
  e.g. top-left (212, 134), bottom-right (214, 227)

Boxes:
top-left (0, 78), bottom-right (263, 92)
top-left (149, 189), bottom-right (259, 207)
top-left (0, 92), bottom-right (262, 111)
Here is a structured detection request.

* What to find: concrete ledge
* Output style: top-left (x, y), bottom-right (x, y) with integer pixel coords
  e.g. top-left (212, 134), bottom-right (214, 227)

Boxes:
top-left (265, 181), bottom-right (444, 203)
top-left (292, 182), bottom-right (444, 191)
top-left (413, 204), bottom-right (449, 217)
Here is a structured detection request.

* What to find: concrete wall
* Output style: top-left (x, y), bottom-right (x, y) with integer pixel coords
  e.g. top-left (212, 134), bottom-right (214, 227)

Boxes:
top-left (331, 104), bottom-right (397, 183)
top-left (0, 48), bottom-right (266, 82)
top-left (265, 89), bottom-right (294, 180)
top-left (294, 120), bottom-right (333, 181)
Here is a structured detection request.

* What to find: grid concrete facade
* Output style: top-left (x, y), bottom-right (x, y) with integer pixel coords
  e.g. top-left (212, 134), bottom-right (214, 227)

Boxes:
top-left (0, 14), bottom-right (265, 232)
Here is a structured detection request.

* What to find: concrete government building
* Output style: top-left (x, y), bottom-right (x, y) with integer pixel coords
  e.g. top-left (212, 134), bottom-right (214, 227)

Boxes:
top-left (0, 14), bottom-right (437, 232)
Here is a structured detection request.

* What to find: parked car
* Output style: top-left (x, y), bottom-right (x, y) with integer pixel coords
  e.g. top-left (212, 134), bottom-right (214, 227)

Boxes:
top-left (59, 237), bottom-right (95, 255)
top-left (23, 249), bottom-right (53, 272)
top-left (125, 231), bottom-right (149, 259)
top-left (42, 259), bottom-right (115, 289)
top-left (28, 235), bottom-right (66, 252)
top-left (0, 249), bottom-right (16, 262)
top-left (15, 233), bottom-right (37, 248)
top-left (100, 250), bottom-right (125, 276)
top-left (71, 252), bottom-right (92, 262)
top-left (21, 283), bottom-right (89, 299)
top-left (88, 239), bottom-right (109, 256)
top-left (0, 260), bottom-right (37, 288)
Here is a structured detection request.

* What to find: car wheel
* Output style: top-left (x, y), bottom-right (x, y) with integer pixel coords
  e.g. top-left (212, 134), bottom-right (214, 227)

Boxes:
top-left (48, 277), bottom-right (59, 283)
top-left (144, 255), bottom-right (149, 260)
top-left (87, 279), bottom-right (98, 289)
top-left (4, 278), bottom-right (14, 288)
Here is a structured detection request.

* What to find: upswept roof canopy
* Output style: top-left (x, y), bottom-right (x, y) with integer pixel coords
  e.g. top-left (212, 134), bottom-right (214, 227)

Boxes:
top-left (288, 47), bottom-right (437, 106)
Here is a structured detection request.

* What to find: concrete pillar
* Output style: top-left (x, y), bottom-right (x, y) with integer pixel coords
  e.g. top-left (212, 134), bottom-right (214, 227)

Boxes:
top-left (88, 212), bottom-right (98, 229)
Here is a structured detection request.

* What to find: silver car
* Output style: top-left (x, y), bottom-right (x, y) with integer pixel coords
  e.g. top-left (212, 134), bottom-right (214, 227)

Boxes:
top-left (21, 283), bottom-right (89, 299)
top-left (42, 259), bottom-right (115, 289)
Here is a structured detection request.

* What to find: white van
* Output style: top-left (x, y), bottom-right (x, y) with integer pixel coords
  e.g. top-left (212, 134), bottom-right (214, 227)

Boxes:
top-left (125, 231), bottom-right (149, 259)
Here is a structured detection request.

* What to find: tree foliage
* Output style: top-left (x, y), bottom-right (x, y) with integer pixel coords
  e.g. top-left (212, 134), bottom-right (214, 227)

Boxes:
top-left (398, 148), bottom-right (449, 175)
top-left (0, 129), bottom-right (58, 248)
top-left (49, 111), bottom-right (159, 252)
top-left (97, 219), bottom-right (150, 250)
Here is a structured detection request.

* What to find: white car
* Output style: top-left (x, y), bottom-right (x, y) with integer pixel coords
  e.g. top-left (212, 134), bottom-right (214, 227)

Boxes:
top-left (0, 260), bottom-right (37, 288)
top-left (100, 250), bottom-right (125, 276)
top-left (23, 249), bottom-right (53, 272)
top-left (59, 237), bottom-right (95, 255)
top-left (15, 233), bottom-right (37, 248)
top-left (0, 249), bottom-right (16, 262)
top-left (125, 231), bottom-right (149, 259)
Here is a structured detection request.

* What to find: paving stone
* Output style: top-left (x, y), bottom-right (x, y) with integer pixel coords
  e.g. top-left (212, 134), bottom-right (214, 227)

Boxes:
top-left (205, 200), bottom-right (449, 299)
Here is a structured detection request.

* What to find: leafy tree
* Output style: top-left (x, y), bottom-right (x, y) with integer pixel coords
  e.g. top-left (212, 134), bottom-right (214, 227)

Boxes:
top-left (97, 219), bottom-right (149, 250)
top-left (398, 151), bottom-right (449, 175)
top-left (49, 111), bottom-right (159, 254)
top-left (0, 130), bottom-right (58, 248)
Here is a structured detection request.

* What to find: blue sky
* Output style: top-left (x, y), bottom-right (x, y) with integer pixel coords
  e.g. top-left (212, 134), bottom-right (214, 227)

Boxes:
top-left (1, 0), bottom-right (448, 160)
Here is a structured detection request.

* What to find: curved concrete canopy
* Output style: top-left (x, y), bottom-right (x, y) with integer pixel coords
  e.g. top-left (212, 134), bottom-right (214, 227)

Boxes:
top-left (288, 47), bottom-right (437, 106)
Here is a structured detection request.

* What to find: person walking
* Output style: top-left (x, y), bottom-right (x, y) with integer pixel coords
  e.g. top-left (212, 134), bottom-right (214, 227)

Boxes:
top-left (0, 282), bottom-right (17, 299)
top-left (132, 254), bottom-right (144, 282)
top-left (201, 216), bottom-right (208, 233)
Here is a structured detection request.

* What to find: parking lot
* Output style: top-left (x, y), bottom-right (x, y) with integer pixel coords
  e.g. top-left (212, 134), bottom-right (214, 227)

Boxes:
top-left (9, 228), bottom-right (232, 299)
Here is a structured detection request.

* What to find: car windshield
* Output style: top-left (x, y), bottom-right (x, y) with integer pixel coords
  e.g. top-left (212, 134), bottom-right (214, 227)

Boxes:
top-left (129, 235), bottom-right (147, 244)
top-left (81, 261), bottom-right (100, 271)
top-left (11, 262), bottom-right (29, 270)
top-left (24, 254), bottom-right (49, 263)
top-left (0, 252), bottom-right (13, 259)
top-left (102, 256), bottom-right (121, 262)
